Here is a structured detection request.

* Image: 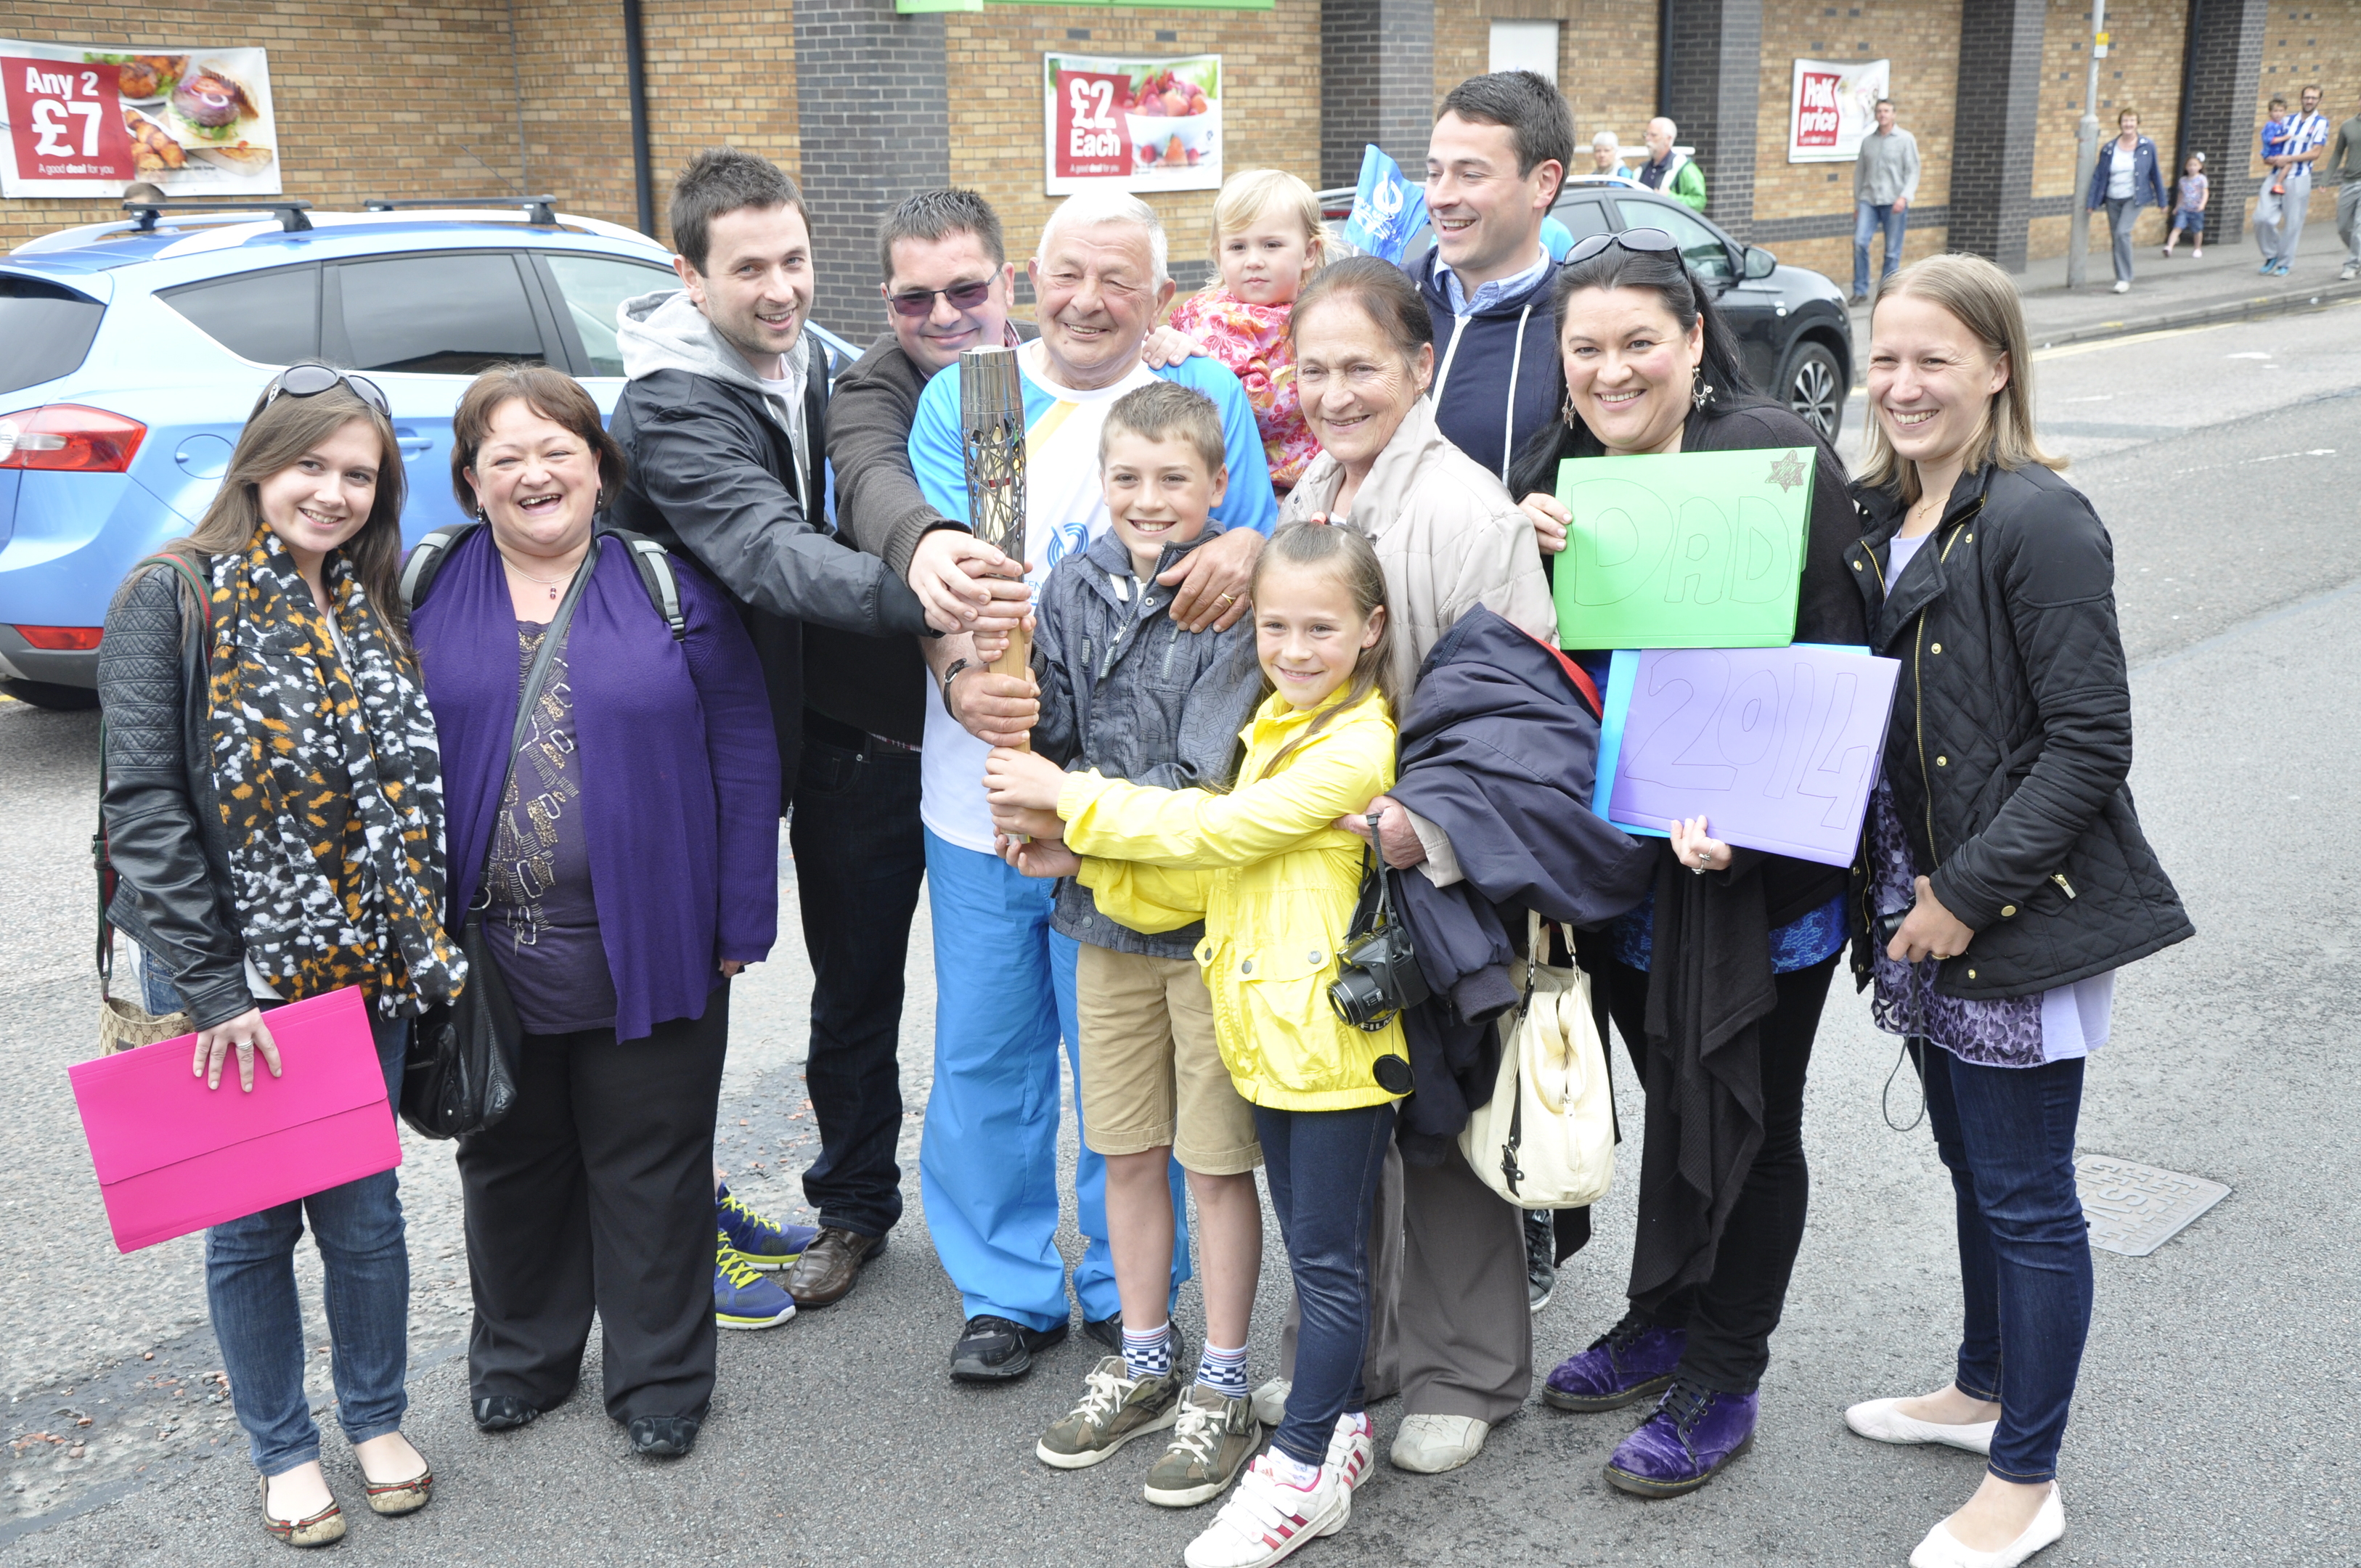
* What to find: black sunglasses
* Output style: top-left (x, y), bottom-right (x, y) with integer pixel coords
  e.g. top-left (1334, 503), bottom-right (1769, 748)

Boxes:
top-left (264, 362), bottom-right (391, 418)
top-left (1563, 227), bottom-right (1681, 266)
top-left (886, 278), bottom-right (996, 318)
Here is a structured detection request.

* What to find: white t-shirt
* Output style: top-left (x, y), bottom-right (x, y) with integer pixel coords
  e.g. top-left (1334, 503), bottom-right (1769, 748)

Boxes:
top-left (914, 341), bottom-right (1162, 852)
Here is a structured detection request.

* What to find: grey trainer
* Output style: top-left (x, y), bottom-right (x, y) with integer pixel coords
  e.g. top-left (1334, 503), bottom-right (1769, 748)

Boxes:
top-left (1145, 1383), bottom-right (1263, 1508)
top-left (1035, 1354), bottom-right (1184, 1469)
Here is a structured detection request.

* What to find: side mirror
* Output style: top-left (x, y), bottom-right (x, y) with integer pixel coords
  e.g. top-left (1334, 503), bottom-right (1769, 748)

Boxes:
top-left (1742, 245), bottom-right (1778, 280)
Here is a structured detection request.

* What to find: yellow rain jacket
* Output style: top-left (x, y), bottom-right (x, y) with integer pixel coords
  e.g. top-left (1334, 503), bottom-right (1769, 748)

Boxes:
top-left (1061, 689), bottom-right (1404, 1113)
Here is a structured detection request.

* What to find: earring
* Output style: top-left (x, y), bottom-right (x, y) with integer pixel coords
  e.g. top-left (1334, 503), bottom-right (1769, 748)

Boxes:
top-left (1690, 366), bottom-right (1713, 411)
top-left (1561, 388), bottom-right (1580, 430)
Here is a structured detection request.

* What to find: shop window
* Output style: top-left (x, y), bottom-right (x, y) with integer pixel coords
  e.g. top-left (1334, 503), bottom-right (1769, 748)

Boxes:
top-left (1489, 20), bottom-right (1560, 81)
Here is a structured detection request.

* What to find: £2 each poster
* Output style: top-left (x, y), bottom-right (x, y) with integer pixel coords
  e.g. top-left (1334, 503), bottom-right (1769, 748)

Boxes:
top-left (1045, 52), bottom-right (1221, 195)
top-left (1, 38), bottom-right (280, 198)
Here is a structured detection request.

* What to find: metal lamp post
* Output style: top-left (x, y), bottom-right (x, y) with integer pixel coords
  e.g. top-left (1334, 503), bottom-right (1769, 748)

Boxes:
top-left (2066, 0), bottom-right (2106, 288)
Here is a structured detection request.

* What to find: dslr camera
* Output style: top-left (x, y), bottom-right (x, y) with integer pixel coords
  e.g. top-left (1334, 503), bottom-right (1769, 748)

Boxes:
top-left (1327, 822), bottom-right (1430, 1033)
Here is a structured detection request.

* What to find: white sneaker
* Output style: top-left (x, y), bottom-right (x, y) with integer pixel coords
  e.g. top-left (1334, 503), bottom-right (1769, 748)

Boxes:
top-left (1183, 1455), bottom-right (1347, 1568)
top-left (1908, 1484), bottom-right (2064, 1568)
top-left (1844, 1396), bottom-right (1997, 1456)
top-left (1388, 1411), bottom-right (1488, 1473)
top-left (1323, 1412), bottom-right (1373, 1511)
top-left (2111, 279), bottom-right (2130, 293)
top-left (1249, 1377), bottom-right (1290, 1427)
top-left (2343, 264), bottom-right (2358, 281)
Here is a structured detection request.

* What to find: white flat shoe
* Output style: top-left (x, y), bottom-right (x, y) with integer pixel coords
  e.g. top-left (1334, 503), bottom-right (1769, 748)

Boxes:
top-left (1389, 1413), bottom-right (1487, 1474)
top-left (1249, 1378), bottom-right (1291, 1428)
top-left (1908, 1485), bottom-right (2063, 1568)
top-left (1845, 1397), bottom-right (1997, 1456)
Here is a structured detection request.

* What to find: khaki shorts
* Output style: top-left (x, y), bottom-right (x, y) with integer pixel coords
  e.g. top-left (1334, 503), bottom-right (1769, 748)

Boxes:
top-left (1075, 942), bottom-right (1262, 1175)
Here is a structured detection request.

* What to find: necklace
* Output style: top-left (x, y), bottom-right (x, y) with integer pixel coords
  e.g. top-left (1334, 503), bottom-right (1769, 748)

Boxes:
top-left (499, 550), bottom-right (576, 602)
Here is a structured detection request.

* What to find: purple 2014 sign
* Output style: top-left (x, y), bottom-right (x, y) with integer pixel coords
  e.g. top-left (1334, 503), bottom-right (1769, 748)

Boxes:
top-left (1594, 644), bottom-right (1901, 867)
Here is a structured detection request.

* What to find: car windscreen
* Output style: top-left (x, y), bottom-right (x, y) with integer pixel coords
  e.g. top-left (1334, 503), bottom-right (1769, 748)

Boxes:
top-left (0, 275), bottom-right (105, 397)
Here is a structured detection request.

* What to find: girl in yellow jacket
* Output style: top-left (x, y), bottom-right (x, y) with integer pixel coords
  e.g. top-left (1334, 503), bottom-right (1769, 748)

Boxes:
top-left (985, 523), bottom-right (1403, 1568)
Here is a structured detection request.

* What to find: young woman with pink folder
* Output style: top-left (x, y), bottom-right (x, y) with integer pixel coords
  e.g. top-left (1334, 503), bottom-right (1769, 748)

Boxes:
top-left (97, 367), bottom-right (461, 1545)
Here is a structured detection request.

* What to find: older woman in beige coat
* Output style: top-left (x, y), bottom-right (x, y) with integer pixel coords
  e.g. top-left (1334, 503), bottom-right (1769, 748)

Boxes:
top-left (1256, 256), bottom-right (1558, 1479)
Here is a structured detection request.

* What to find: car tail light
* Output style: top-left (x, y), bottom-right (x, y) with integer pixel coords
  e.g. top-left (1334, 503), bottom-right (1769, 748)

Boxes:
top-left (14, 625), bottom-right (104, 650)
top-left (0, 405), bottom-right (147, 472)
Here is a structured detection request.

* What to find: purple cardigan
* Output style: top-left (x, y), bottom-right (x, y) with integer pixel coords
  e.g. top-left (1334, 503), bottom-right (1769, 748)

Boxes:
top-left (410, 527), bottom-right (780, 1043)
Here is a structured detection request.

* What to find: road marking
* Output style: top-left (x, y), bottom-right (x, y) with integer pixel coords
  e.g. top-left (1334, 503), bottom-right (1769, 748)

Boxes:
top-left (2031, 319), bottom-right (2237, 360)
top-left (2134, 575), bottom-right (2361, 676)
top-left (2169, 447), bottom-right (2337, 476)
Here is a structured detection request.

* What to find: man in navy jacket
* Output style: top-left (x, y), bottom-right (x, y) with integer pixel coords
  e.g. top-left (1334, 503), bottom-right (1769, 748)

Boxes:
top-left (1411, 72), bottom-right (1572, 483)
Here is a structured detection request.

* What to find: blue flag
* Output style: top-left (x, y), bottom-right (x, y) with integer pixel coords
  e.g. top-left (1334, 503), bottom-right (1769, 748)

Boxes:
top-left (1341, 144), bottom-right (1427, 264)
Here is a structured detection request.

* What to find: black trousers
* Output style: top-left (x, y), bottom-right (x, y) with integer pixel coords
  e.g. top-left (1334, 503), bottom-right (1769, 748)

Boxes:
top-left (457, 985), bottom-right (730, 1423)
top-left (1604, 955), bottom-right (1835, 1394)
top-left (790, 722), bottom-right (926, 1238)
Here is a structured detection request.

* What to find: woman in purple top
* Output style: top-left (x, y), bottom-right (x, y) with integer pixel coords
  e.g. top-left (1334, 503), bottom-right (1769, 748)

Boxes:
top-left (409, 365), bottom-right (780, 1461)
top-left (1843, 256), bottom-right (2191, 1568)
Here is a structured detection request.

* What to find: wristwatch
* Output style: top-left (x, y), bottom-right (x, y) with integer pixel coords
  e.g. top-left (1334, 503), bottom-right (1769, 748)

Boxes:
top-left (939, 657), bottom-right (972, 716)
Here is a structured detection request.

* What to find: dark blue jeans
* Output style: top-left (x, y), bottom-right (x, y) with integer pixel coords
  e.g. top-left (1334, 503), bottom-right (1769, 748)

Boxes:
top-left (1915, 1042), bottom-right (2092, 1484)
top-left (1854, 200), bottom-right (1909, 294)
top-left (790, 724), bottom-right (926, 1238)
top-left (1253, 1100), bottom-right (1396, 1468)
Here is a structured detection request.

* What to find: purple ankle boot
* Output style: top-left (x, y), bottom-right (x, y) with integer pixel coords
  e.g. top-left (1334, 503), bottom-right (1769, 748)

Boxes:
top-left (1543, 1312), bottom-right (1686, 1413)
top-left (1603, 1381), bottom-right (1758, 1498)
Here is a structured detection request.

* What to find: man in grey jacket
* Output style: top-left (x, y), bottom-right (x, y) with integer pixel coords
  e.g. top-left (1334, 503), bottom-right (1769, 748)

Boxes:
top-left (1851, 99), bottom-right (1920, 303)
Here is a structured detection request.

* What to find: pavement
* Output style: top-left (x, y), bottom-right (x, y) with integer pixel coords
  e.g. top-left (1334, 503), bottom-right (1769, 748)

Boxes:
top-left (3, 303), bottom-right (2358, 1566)
top-left (1851, 213), bottom-right (2361, 354)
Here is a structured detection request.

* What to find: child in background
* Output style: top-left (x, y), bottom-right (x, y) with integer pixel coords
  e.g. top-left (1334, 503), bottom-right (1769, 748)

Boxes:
top-left (1168, 170), bottom-right (1327, 494)
top-left (2163, 151), bottom-right (2209, 258)
top-left (986, 523), bottom-right (1406, 1568)
top-left (1014, 383), bottom-right (1272, 1508)
top-left (2262, 97), bottom-right (2293, 197)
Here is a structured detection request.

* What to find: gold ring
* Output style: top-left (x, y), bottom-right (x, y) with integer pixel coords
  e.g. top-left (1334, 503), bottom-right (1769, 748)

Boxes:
top-left (1215, 593), bottom-right (1236, 606)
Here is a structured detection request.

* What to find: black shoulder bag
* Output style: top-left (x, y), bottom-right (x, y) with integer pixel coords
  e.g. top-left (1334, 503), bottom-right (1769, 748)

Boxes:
top-left (399, 548), bottom-right (596, 1139)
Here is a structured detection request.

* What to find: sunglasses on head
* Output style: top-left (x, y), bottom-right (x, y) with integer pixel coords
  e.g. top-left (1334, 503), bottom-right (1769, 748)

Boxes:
top-left (264, 363), bottom-right (391, 418)
top-left (1563, 227), bottom-right (1681, 266)
top-left (886, 278), bottom-right (996, 318)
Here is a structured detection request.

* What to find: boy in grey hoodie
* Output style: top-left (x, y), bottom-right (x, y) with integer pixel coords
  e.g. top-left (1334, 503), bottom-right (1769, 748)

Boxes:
top-left (1006, 383), bottom-right (1270, 1504)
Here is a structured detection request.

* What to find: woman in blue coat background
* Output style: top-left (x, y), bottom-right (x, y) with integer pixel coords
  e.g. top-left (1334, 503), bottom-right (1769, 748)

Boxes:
top-left (409, 364), bottom-right (780, 1461)
top-left (2085, 108), bottom-right (2169, 294)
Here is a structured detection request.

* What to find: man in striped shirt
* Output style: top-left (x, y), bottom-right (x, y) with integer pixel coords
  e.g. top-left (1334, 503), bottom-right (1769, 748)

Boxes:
top-left (2256, 84), bottom-right (2332, 277)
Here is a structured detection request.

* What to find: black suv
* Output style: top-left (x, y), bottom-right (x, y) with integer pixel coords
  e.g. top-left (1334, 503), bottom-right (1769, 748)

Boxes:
top-left (1325, 176), bottom-right (1854, 439)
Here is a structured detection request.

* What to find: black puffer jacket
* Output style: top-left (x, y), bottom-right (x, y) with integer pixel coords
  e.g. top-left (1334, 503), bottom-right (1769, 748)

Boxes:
top-left (1846, 461), bottom-right (2193, 997)
top-left (95, 559), bottom-right (252, 1029)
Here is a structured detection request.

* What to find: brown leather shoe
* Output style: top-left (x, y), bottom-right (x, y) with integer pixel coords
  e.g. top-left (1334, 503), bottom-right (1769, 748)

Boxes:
top-left (783, 1226), bottom-right (886, 1307)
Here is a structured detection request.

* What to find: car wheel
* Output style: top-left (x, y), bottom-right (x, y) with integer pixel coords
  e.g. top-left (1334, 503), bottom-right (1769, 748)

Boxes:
top-left (1, 678), bottom-right (99, 711)
top-left (1782, 341), bottom-right (1844, 440)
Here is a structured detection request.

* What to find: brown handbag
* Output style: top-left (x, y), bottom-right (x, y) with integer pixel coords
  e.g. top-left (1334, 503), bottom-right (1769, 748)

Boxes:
top-left (93, 552), bottom-right (208, 1055)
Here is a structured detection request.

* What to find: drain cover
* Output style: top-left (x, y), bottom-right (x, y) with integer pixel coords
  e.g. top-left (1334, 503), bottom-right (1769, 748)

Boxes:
top-left (2075, 1155), bottom-right (2229, 1257)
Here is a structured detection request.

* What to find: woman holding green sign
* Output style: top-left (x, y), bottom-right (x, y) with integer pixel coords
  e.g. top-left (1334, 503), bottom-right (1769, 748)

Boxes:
top-left (1506, 230), bottom-right (1868, 1501)
top-left (1840, 255), bottom-right (2190, 1568)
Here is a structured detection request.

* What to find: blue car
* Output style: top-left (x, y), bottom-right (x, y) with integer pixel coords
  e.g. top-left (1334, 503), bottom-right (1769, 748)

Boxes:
top-left (0, 199), bottom-right (853, 709)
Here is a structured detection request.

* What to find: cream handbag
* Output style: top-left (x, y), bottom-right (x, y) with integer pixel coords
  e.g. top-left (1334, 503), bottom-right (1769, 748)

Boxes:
top-left (1459, 912), bottom-right (1616, 1209)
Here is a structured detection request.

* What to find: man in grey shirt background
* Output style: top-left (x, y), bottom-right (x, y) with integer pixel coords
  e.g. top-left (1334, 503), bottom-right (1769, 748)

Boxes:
top-left (2329, 102), bottom-right (2361, 282)
top-left (1852, 97), bottom-right (1919, 303)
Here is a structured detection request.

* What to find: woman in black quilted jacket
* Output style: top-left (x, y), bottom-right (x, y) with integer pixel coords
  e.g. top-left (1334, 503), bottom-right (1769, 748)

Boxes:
top-left (1838, 253), bottom-right (2193, 1568)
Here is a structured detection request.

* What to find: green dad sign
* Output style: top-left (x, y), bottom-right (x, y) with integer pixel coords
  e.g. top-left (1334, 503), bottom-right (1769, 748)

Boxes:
top-left (1551, 447), bottom-right (1814, 650)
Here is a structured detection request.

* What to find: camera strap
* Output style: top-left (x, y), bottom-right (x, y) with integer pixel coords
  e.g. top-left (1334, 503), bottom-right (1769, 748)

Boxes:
top-left (1343, 814), bottom-right (1390, 942)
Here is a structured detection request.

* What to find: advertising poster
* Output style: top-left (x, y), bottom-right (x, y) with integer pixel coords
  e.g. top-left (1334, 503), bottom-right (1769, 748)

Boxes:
top-left (1, 39), bottom-right (280, 198)
top-left (1787, 57), bottom-right (1889, 163)
top-left (1045, 53), bottom-right (1220, 195)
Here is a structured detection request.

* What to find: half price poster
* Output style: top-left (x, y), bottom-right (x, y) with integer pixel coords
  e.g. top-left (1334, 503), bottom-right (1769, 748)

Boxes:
top-left (1786, 57), bottom-right (1890, 164)
top-left (1045, 53), bottom-right (1221, 195)
top-left (1, 38), bottom-right (280, 197)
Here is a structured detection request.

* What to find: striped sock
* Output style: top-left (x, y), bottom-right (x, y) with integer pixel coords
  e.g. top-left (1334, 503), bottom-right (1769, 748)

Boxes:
top-left (1122, 1320), bottom-right (1172, 1381)
top-left (1195, 1341), bottom-right (1249, 1399)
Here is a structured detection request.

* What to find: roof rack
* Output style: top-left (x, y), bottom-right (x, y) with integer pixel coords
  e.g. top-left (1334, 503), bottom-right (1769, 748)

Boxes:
top-left (364, 195), bottom-right (560, 227)
top-left (124, 198), bottom-right (313, 233)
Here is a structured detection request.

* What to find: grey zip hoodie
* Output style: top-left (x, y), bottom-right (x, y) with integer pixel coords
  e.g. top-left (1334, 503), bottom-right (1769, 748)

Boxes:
top-left (618, 287), bottom-right (812, 509)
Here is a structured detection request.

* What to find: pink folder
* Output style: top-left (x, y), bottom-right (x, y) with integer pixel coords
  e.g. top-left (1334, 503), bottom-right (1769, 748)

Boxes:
top-left (68, 986), bottom-right (403, 1254)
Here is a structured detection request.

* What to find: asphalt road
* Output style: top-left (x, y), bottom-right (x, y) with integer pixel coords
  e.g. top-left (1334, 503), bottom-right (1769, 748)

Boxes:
top-left (2, 301), bottom-right (2356, 1565)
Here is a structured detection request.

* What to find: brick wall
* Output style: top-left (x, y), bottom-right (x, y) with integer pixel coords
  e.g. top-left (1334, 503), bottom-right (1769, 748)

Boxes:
top-left (1, 0), bottom-right (530, 252)
top-left (2026, 0), bottom-right (2190, 261)
top-left (1745, 0), bottom-right (1960, 282)
top-left (1435, 3), bottom-right (1486, 111)
top-left (1558, 0), bottom-right (1656, 148)
top-left (2179, 0), bottom-right (2269, 244)
top-left (1659, 0), bottom-right (1761, 236)
top-left (794, 0), bottom-right (945, 339)
top-left (1326, 0), bottom-right (1433, 185)
top-left (943, 0), bottom-right (1324, 306)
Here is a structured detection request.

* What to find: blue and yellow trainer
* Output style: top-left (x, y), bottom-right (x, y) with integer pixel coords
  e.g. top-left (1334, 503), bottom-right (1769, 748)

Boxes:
top-left (714, 1228), bottom-right (798, 1330)
top-left (717, 1182), bottom-right (818, 1273)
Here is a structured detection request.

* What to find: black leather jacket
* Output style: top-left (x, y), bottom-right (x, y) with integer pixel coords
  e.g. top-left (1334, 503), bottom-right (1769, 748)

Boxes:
top-left (96, 559), bottom-right (253, 1029)
top-left (1846, 461), bottom-right (2193, 998)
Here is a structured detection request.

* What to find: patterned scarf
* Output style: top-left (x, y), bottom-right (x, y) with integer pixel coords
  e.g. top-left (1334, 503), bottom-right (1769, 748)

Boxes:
top-left (208, 526), bottom-right (462, 1018)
